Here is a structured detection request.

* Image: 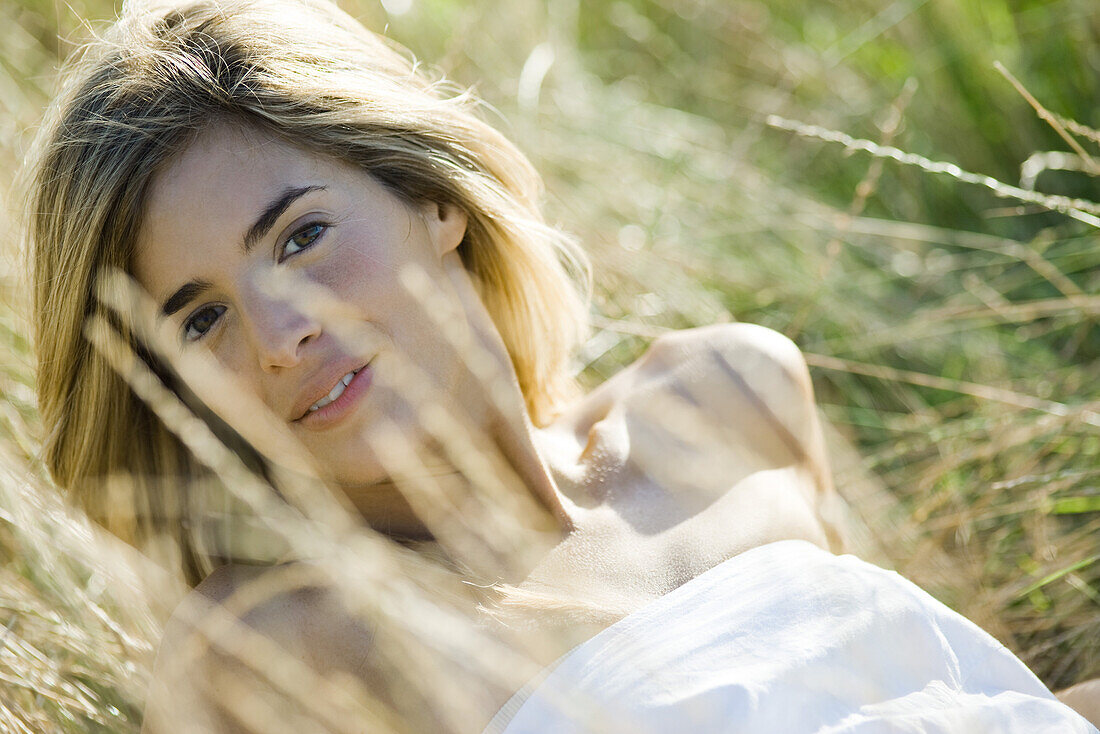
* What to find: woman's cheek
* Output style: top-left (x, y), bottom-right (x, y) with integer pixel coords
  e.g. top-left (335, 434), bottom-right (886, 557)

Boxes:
top-left (312, 244), bottom-right (395, 308)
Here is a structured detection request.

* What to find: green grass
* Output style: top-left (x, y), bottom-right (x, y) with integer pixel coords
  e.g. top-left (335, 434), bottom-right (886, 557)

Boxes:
top-left (2, 0), bottom-right (1099, 730)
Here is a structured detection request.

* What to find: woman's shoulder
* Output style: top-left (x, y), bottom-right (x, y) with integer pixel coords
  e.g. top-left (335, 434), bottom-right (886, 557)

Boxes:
top-left (559, 322), bottom-right (823, 474)
top-left (629, 323), bottom-right (819, 452)
top-left (643, 322), bottom-right (810, 378)
top-left (581, 322), bottom-right (811, 405)
top-left (152, 563), bottom-right (313, 685)
top-left (643, 322), bottom-right (810, 383)
top-left (191, 562), bottom-right (270, 604)
top-left (161, 561), bottom-right (372, 664)
top-left (144, 562), bottom-right (375, 732)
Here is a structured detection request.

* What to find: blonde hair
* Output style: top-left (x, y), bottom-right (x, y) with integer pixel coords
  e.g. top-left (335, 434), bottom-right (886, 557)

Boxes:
top-left (27, 0), bottom-right (588, 564)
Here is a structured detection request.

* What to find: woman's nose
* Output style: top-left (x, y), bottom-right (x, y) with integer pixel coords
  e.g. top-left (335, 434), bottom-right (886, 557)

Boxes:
top-left (242, 290), bottom-right (322, 372)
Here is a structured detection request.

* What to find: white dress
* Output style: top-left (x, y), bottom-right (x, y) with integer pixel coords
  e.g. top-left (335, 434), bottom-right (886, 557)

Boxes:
top-left (484, 540), bottom-right (1097, 734)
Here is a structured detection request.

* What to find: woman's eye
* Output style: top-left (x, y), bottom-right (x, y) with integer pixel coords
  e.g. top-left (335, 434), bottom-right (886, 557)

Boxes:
top-left (280, 223), bottom-right (327, 260)
top-left (183, 304), bottom-right (226, 342)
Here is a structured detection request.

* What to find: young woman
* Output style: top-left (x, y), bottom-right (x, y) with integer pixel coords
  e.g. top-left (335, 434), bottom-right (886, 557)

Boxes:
top-left (26, 0), bottom-right (1099, 731)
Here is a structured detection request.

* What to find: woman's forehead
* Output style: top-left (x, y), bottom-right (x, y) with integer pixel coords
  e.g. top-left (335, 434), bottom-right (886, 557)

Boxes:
top-left (131, 121), bottom-right (410, 307)
top-left (146, 124), bottom-right (317, 220)
top-left (134, 125), bottom-right (331, 286)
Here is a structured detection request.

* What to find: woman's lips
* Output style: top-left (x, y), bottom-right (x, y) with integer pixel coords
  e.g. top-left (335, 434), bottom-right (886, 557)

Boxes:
top-left (308, 368), bottom-right (360, 412)
top-left (295, 362), bottom-right (373, 428)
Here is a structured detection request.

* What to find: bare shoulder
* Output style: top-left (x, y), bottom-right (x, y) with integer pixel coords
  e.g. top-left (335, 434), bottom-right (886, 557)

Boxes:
top-left (628, 323), bottom-right (839, 546)
top-left (193, 562), bottom-right (270, 604)
top-left (143, 565), bottom-right (262, 732)
top-left (638, 323), bottom-right (818, 441)
top-left (144, 563), bottom-right (375, 733)
top-left (156, 563), bottom-right (283, 655)
top-left (151, 564), bottom-right (260, 665)
top-left (646, 323), bottom-right (811, 387)
top-left (158, 561), bottom-right (371, 668)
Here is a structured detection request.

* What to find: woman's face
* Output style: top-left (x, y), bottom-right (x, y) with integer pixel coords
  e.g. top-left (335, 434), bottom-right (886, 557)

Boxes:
top-left (134, 123), bottom-right (480, 491)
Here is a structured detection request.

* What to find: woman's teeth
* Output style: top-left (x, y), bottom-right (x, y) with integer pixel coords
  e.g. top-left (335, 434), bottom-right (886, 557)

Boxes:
top-left (308, 369), bottom-right (358, 412)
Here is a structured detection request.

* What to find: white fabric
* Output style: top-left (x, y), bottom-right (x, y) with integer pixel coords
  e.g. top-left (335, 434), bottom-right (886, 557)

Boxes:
top-left (486, 540), bottom-right (1096, 734)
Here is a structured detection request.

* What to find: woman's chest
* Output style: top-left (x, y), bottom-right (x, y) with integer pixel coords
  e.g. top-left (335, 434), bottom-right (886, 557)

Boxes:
top-left (527, 393), bottom-right (828, 611)
top-left (527, 466), bottom-right (824, 601)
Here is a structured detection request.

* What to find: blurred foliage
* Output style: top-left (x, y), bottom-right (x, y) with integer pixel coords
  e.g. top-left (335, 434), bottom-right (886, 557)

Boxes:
top-left (1, 0), bottom-right (1098, 730)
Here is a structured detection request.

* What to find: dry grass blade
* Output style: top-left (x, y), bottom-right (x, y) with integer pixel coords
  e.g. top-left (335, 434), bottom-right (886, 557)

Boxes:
top-left (1020, 151), bottom-right (1093, 190)
top-left (994, 61), bottom-right (1099, 175)
top-left (766, 114), bottom-right (1100, 227)
top-left (1054, 115), bottom-right (1100, 147)
top-left (805, 352), bottom-right (1100, 427)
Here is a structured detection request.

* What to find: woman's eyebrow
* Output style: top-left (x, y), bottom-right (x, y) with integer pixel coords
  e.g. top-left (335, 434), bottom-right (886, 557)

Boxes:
top-left (162, 279), bottom-right (213, 316)
top-left (243, 184), bottom-right (327, 252)
top-left (160, 184), bottom-right (328, 317)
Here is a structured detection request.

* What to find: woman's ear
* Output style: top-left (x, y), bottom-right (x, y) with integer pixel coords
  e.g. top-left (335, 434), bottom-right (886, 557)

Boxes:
top-left (422, 202), bottom-right (468, 258)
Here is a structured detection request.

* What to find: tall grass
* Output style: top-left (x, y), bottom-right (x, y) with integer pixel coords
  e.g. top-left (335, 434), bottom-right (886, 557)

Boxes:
top-left (1, 0), bottom-right (1098, 731)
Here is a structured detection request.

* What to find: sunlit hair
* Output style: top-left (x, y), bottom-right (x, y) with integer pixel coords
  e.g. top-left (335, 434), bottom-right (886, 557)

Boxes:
top-left (27, 0), bottom-right (589, 565)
